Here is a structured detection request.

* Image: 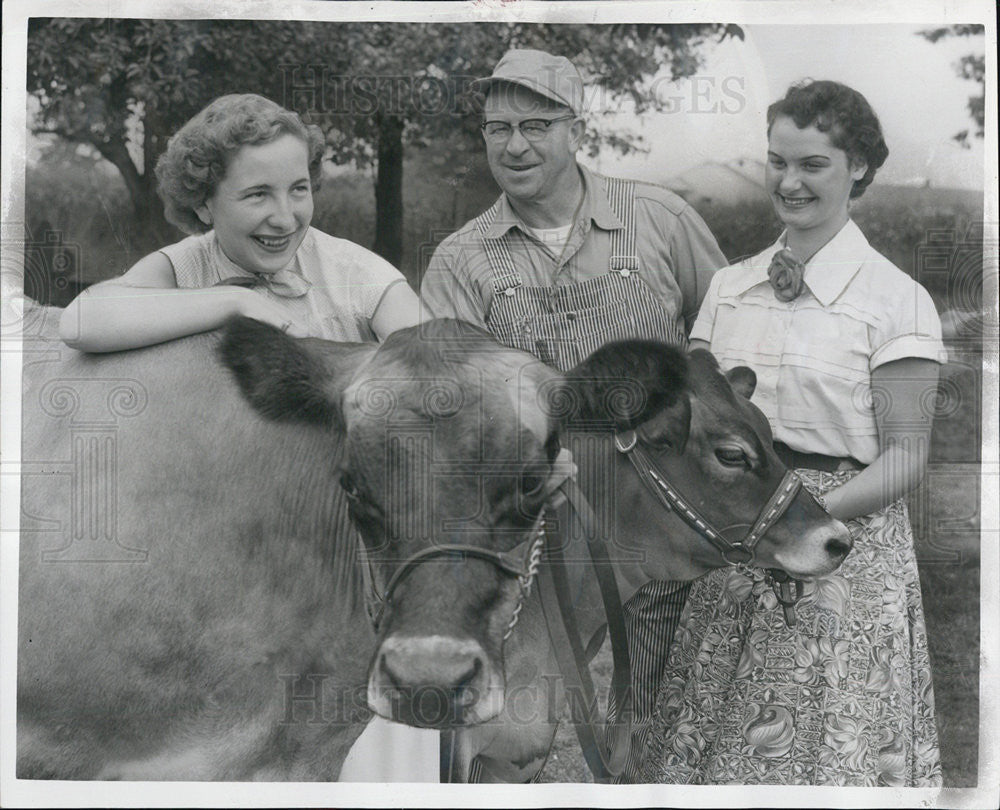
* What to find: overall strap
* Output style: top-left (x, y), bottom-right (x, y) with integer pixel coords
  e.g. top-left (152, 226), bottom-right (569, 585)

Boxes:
top-left (474, 200), bottom-right (524, 295)
top-left (604, 176), bottom-right (638, 274)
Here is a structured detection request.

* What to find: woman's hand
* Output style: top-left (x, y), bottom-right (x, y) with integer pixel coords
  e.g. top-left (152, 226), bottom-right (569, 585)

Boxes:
top-left (226, 286), bottom-right (309, 337)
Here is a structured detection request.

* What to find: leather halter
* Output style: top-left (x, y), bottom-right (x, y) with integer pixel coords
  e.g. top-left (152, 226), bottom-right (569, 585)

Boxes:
top-left (358, 457), bottom-right (635, 783)
top-left (370, 519), bottom-right (547, 640)
top-left (614, 427), bottom-right (807, 625)
top-left (364, 453), bottom-right (576, 638)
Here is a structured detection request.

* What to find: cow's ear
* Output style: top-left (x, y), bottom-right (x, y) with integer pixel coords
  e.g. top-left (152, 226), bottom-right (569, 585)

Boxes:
top-left (726, 366), bottom-right (757, 399)
top-left (219, 316), bottom-right (373, 428)
top-left (563, 339), bottom-right (688, 427)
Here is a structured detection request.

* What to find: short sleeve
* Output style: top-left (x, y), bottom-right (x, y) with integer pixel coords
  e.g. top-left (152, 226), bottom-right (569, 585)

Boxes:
top-left (869, 278), bottom-right (948, 369)
top-left (419, 235), bottom-right (490, 329)
top-left (158, 234), bottom-right (214, 288)
top-left (689, 268), bottom-right (724, 345)
top-left (303, 231), bottom-right (406, 323)
top-left (349, 248), bottom-right (407, 320)
top-left (668, 204), bottom-right (727, 329)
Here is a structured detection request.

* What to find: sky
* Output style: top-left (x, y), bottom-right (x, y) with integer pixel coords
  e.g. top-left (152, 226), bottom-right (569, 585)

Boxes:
top-left (591, 24), bottom-right (986, 190)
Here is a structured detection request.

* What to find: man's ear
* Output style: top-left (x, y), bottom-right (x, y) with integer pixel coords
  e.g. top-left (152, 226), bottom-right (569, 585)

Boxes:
top-left (726, 366), bottom-right (757, 399)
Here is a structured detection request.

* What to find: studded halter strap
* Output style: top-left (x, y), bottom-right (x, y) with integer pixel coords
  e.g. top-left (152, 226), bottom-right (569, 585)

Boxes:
top-left (614, 428), bottom-right (807, 625)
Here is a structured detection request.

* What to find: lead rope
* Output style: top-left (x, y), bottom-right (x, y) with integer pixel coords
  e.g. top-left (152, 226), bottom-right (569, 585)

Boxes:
top-left (536, 479), bottom-right (633, 783)
top-left (765, 568), bottom-right (805, 626)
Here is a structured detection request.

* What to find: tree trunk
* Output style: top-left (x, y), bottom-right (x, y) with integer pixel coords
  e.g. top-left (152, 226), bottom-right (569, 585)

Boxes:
top-left (93, 133), bottom-right (168, 253)
top-left (373, 114), bottom-right (404, 269)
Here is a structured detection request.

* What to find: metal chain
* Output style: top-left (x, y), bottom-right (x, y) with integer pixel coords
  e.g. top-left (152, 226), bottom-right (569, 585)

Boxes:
top-left (504, 519), bottom-right (546, 641)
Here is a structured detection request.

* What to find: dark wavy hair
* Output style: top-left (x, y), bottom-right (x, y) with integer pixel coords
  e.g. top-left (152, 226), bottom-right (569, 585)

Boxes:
top-left (766, 80), bottom-right (889, 199)
top-left (155, 94), bottom-right (326, 234)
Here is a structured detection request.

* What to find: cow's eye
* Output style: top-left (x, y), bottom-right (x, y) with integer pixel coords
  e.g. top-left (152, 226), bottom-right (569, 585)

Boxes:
top-left (715, 446), bottom-right (749, 468)
top-left (340, 472), bottom-right (360, 499)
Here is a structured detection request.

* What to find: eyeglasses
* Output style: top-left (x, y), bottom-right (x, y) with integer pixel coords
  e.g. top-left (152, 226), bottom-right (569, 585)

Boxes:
top-left (480, 115), bottom-right (577, 143)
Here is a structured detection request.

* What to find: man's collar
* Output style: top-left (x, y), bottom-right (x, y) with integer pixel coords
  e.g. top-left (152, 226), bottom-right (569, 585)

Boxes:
top-left (721, 220), bottom-right (869, 305)
top-left (482, 164), bottom-right (623, 238)
top-left (581, 166), bottom-right (624, 231)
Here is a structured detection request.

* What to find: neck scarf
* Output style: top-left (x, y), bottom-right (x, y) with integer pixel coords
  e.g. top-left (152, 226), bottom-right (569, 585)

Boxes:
top-left (769, 224), bottom-right (851, 303)
top-left (767, 248), bottom-right (806, 303)
top-left (210, 233), bottom-right (311, 298)
top-left (215, 269), bottom-right (311, 298)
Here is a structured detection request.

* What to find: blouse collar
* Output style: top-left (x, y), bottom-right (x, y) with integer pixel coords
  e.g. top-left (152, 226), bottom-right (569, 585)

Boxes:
top-left (722, 219), bottom-right (870, 306)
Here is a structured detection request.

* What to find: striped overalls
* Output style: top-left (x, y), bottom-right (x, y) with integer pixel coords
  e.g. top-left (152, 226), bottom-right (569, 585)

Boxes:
top-left (475, 177), bottom-right (691, 782)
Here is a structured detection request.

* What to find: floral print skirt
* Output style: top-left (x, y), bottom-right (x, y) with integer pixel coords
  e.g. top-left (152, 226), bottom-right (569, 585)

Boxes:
top-left (637, 469), bottom-right (941, 786)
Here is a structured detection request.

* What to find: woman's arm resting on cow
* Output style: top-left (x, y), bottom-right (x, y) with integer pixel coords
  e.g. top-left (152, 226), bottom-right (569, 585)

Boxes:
top-left (821, 357), bottom-right (939, 521)
top-left (370, 280), bottom-right (424, 341)
top-left (59, 252), bottom-right (307, 352)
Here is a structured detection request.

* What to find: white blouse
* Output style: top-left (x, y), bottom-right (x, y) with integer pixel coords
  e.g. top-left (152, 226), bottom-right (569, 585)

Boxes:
top-left (161, 227), bottom-right (406, 343)
top-left (691, 220), bottom-right (946, 464)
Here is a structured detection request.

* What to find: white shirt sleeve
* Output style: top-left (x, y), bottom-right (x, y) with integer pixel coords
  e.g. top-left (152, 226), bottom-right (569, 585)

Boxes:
top-left (689, 267), bottom-right (724, 345)
top-left (869, 277), bottom-right (948, 370)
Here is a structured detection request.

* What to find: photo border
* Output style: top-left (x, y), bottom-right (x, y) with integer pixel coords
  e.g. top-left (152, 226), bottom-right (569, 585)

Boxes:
top-left (2, 1), bottom-right (996, 807)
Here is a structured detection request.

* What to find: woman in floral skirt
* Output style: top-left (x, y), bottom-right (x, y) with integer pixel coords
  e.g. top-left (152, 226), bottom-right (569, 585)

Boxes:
top-left (639, 80), bottom-right (944, 786)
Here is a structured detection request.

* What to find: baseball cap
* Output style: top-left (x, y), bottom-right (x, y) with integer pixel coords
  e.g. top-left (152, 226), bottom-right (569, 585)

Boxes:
top-left (472, 49), bottom-right (584, 115)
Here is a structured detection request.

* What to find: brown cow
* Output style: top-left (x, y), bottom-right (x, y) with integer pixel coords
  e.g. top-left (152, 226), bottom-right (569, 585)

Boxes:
top-left (350, 326), bottom-right (852, 781)
top-left (17, 313), bottom-right (849, 781)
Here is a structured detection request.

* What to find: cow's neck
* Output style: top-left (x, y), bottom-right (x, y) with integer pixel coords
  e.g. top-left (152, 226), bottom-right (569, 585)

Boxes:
top-left (553, 433), bottom-right (635, 651)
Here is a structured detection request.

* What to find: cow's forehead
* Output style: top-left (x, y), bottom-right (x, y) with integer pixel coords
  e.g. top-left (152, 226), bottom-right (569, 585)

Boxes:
top-left (341, 342), bottom-right (558, 444)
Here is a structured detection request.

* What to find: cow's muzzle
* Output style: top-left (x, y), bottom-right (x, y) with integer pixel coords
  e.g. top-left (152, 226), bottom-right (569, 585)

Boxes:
top-left (368, 635), bottom-right (504, 727)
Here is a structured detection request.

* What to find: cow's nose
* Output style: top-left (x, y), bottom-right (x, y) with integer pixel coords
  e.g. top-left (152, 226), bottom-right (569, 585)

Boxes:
top-left (374, 635), bottom-right (491, 727)
top-left (825, 525), bottom-right (853, 560)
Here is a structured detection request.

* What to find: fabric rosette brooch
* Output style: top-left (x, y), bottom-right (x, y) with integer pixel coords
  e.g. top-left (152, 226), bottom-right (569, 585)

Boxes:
top-left (767, 247), bottom-right (806, 302)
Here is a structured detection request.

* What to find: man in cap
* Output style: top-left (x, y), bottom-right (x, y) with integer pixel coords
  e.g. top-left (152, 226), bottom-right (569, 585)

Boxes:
top-left (421, 48), bottom-right (727, 781)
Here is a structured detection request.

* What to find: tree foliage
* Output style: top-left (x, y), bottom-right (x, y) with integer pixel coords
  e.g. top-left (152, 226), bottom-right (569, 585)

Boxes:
top-left (918, 24), bottom-right (986, 147)
top-left (27, 19), bottom-right (740, 263)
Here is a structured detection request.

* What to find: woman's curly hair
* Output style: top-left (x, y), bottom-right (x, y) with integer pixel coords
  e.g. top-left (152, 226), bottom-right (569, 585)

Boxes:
top-left (155, 94), bottom-right (326, 234)
top-left (767, 80), bottom-right (889, 199)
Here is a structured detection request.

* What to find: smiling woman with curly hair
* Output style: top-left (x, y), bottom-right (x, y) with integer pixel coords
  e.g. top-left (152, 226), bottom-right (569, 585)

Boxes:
top-left (56, 93), bottom-right (430, 781)
top-left (60, 93), bottom-right (421, 352)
